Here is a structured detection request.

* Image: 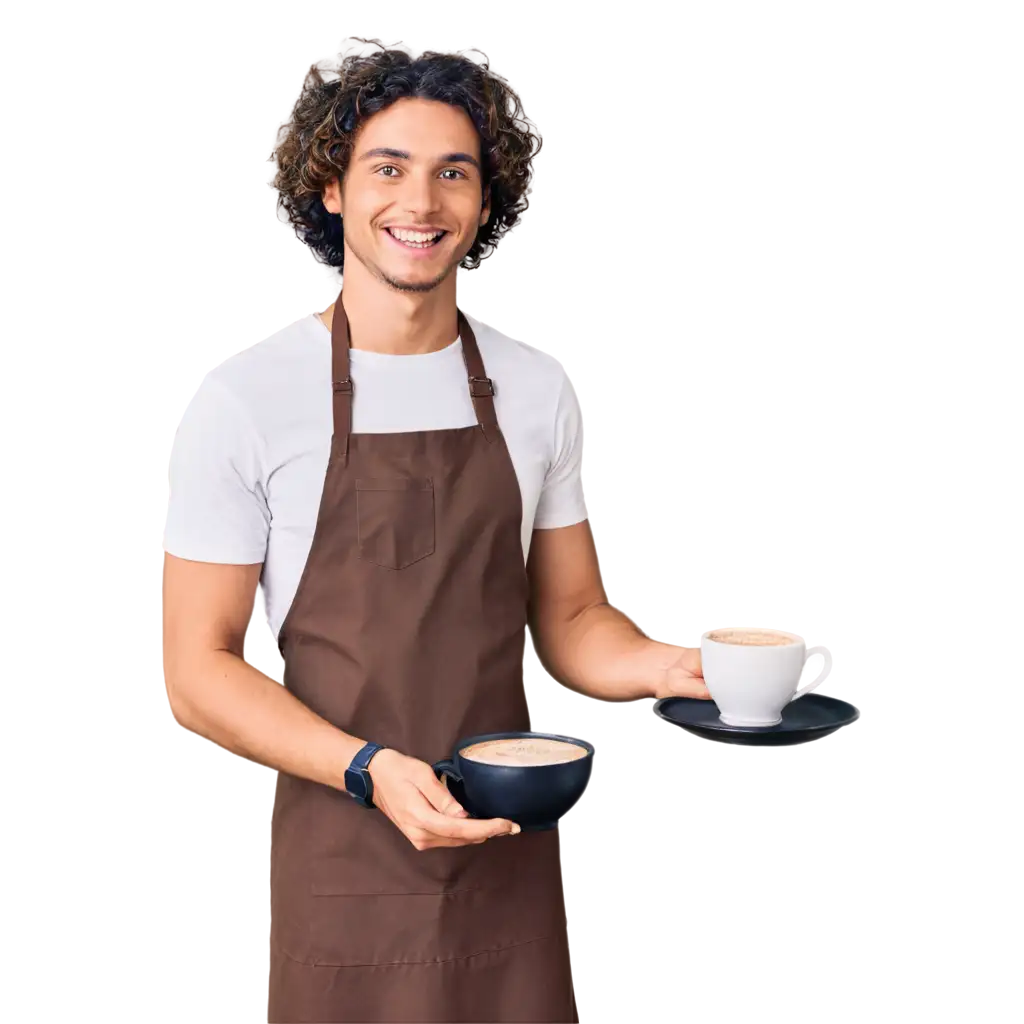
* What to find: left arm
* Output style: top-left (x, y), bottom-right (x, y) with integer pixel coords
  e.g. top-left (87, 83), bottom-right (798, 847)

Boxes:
top-left (526, 520), bottom-right (710, 702)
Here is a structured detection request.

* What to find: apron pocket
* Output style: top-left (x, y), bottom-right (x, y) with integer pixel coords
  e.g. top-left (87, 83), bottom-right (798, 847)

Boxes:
top-left (355, 477), bottom-right (435, 570)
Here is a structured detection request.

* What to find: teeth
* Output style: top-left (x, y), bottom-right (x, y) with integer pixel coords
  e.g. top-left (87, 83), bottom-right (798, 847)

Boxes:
top-left (388, 228), bottom-right (443, 243)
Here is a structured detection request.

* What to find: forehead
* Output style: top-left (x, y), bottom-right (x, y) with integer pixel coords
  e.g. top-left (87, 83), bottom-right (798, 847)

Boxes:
top-left (353, 97), bottom-right (480, 159)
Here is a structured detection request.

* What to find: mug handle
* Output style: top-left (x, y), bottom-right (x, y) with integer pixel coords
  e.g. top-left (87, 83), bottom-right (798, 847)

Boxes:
top-left (431, 758), bottom-right (462, 788)
top-left (790, 638), bottom-right (839, 704)
top-left (431, 758), bottom-right (476, 817)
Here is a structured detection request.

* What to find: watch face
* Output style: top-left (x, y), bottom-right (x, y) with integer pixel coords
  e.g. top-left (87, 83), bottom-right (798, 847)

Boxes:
top-left (345, 766), bottom-right (368, 800)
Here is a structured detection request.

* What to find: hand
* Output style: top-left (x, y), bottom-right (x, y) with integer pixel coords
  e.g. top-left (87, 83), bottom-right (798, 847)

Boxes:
top-left (366, 748), bottom-right (520, 850)
top-left (653, 646), bottom-right (712, 700)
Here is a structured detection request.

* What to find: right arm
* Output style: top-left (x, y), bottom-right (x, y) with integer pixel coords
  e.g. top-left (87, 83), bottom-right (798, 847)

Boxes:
top-left (162, 373), bottom-right (516, 847)
top-left (161, 552), bottom-right (519, 847)
top-left (162, 554), bottom-right (366, 786)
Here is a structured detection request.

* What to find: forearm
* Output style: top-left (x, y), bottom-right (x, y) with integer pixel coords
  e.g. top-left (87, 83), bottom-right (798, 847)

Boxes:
top-left (531, 600), bottom-right (684, 702)
top-left (167, 649), bottom-right (364, 790)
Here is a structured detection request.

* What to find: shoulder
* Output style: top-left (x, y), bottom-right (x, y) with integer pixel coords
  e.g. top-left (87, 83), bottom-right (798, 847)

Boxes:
top-left (464, 313), bottom-right (572, 403)
top-left (172, 307), bottom-right (323, 436)
top-left (202, 313), bottom-right (325, 413)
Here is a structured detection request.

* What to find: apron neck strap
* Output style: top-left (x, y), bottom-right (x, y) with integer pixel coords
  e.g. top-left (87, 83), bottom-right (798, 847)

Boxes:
top-left (457, 310), bottom-right (499, 443)
top-left (330, 294), bottom-right (353, 459)
top-left (329, 294), bottom-right (501, 455)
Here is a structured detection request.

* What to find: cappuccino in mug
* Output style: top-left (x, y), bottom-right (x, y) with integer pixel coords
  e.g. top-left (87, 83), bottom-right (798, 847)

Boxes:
top-left (705, 629), bottom-right (797, 647)
top-left (460, 737), bottom-right (588, 767)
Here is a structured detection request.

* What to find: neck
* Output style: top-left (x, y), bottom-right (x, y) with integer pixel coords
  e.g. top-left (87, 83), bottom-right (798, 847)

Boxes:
top-left (318, 259), bottom-right (460, 355)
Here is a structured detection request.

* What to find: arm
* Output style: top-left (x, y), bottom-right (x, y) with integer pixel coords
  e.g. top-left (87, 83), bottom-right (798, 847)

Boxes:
top-left (162, 552), bottom-right (517, 846)
top-left (525, 521), bottom-right (710, 702)
top-left (162, 553), bottom-right (366, 788)
top-left (162, 372), bottom-right (514, 845)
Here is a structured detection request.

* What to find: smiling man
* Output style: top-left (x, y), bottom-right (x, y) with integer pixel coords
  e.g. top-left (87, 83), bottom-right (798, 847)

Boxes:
top-left (162, 40), bottom-right (710, 1024)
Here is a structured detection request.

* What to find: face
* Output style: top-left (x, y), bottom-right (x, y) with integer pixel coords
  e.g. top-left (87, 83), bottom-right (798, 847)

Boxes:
top-left (323, 97), bottom-right (490, 294)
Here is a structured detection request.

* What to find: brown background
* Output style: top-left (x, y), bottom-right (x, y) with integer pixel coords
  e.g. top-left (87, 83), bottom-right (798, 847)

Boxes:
top-left (2, 9), bottom-right (1024, 1024)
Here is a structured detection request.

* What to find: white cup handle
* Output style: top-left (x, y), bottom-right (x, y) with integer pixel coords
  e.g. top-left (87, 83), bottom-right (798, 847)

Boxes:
top-left (790, 638), bottom-right (839, 704)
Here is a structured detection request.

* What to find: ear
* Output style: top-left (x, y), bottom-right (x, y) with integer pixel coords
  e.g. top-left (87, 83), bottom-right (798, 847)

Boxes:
top-left (323, 176), bottom-right (342, 215)
top-left (480, 185), bottom-right (491, 227)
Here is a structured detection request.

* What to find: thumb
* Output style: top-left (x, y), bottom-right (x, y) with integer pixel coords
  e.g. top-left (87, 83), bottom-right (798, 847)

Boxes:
top-left (419, 771), bottom-right (469, 818)
top-left (674, 646), bottom-right (702, 676)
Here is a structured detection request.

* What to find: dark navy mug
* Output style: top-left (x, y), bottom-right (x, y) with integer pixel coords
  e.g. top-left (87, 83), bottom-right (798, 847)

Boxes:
top-left (431, 730), bottom-right (594, 832)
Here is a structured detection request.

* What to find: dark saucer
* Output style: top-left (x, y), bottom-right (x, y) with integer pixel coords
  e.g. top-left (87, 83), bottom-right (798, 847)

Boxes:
top-left (653, 694), bottom-right (859, 746)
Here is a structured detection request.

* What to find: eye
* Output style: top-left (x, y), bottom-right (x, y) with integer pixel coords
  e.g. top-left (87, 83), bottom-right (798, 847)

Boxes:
top-left (441, 168), bottom-right (466, 180)
top-left (377, 165), bottom-right (399, 177)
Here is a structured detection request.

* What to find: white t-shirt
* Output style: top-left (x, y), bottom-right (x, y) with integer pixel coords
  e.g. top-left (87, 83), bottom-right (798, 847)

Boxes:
top-left (163, 311), bottom-right (588, 640)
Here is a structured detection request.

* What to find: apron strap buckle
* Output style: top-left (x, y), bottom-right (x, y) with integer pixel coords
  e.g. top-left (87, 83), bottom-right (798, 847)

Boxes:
top-left (332, 379), bottom-right (353, 460)
top-left (469, 376), bottom-right (495, 397)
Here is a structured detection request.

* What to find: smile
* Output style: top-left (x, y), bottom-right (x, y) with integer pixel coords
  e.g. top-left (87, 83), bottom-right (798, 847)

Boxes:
top-left (384, 227), bottom-right (448, 249)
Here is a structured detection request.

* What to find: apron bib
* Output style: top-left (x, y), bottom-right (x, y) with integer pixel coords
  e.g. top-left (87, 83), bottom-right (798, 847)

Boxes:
top-left (267, 291), bottom-right (579, 1023)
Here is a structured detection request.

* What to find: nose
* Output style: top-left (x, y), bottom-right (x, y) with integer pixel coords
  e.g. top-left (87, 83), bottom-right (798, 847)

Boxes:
top-left (399, 169), bottom-right (442, 219)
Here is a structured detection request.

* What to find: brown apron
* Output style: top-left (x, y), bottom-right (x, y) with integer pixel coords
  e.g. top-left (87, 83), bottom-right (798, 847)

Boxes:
top-left (267, 291), bottom-right (579, 1023)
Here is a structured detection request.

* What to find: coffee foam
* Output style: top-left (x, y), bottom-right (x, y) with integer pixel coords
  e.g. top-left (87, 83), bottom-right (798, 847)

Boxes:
top-left (706, 628), bottom-right (798, 647)
top-left (459, 737), bottom-right (588, 767)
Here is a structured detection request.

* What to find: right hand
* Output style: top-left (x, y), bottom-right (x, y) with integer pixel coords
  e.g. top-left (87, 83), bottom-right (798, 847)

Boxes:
top-left (367, 748), bottom-right (520, 850)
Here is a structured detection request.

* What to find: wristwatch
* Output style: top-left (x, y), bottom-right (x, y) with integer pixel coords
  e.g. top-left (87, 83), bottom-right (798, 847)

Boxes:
top-left (344, 742), bottom-right (387, 808)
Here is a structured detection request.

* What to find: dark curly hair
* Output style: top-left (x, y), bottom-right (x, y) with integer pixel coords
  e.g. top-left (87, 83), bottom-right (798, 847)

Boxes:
top-left (270, 38), bottom-right (543, 273)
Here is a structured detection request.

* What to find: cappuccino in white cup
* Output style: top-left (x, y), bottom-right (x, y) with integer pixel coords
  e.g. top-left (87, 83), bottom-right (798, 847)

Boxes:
top-left (700, 628), bottom-right (832, 727)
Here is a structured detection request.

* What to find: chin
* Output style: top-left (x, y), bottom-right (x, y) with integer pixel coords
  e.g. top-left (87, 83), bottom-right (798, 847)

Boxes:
top-left (379, 272), bottom-right (446, 294)
top-left (380, 264), bottom-right (460, 296)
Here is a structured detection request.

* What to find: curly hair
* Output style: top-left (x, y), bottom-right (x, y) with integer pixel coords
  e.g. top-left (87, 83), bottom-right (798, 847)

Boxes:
top-left (270, 38), bottom-right (543, 273)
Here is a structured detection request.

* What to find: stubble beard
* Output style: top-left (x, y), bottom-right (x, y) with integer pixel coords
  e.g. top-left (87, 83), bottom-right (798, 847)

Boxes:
top-left (346, 229), bottom-right (470, 294)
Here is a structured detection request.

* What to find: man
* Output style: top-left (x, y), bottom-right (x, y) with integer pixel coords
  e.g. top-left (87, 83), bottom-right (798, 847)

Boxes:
top-left (162, 41), bottom-right (710, 1023)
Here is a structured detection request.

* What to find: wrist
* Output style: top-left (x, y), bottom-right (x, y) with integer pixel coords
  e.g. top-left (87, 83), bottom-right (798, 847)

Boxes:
top-left (327, 735), bottom-right (366, 790)
top-left (366, 746), bottom-right (400, 785)
top-left (630, 638), bottom-right (679, 696)
top-left (648, 641), bottom-right (691, 699)
top-left (342, 741), bottom-right (390, 808)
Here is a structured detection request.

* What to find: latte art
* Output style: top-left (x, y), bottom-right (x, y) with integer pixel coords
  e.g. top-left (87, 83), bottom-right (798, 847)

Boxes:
top-left (706, 629), bottom-right (796, 647)
top-left (460, 737), bottom-right (588, 767)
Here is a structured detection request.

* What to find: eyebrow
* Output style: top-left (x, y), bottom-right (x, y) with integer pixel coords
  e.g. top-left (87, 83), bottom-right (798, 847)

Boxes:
top-left (357, 147), bottom-right (481, 172)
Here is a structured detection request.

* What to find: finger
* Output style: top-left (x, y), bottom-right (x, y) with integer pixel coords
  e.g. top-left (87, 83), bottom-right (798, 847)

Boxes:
top-left (430, 810), bottom-right (518, 840)
top-left (663, 675), bottom-right (712, 700)
top-left (409, 831), bottom-right (482, 850)
top-left (679, 647), bottom-right (703, 677)
top-left (416, 806), bottom-right (519, 842)
top-left (418, 771), bottom-right (469, 818)
top-left (396, 783), bottom-right (510, 842)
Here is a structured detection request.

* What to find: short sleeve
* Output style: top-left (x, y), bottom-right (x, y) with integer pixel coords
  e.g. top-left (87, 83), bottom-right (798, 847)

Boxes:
top-left (533, 370), bottom-right (588, 530)
top-left (162, 373), bottom-right (270, 564)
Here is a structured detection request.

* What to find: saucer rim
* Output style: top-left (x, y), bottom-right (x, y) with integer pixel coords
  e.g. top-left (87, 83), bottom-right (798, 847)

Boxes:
top-left (653, 693), bottom-right (860, 734)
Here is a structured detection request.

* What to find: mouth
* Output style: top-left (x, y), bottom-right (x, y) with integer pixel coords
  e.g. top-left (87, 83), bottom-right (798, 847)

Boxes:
top-left (382, 227), bottom-right (449, 251)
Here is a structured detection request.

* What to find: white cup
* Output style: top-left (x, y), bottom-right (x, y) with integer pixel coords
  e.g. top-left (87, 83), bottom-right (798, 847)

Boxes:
top-left (700, 627), bottom-right (832, 727)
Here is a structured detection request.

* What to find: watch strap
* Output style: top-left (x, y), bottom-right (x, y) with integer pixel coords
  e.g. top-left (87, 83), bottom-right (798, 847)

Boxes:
top-left (344, 742), bottom-right (387, 807)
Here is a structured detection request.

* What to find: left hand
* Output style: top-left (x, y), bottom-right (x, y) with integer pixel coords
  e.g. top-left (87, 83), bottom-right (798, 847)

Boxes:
top-left (653, 646), bottom-right (712, 700)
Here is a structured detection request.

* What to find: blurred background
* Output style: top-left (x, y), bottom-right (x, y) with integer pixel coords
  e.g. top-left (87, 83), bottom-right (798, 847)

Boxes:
top-left (2, 1), bottom-right (1021, 1021)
